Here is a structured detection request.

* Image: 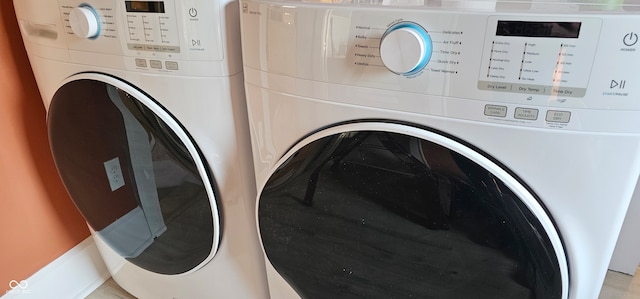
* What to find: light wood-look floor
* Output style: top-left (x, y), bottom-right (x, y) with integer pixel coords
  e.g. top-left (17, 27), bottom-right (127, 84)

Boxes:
top-left (86, 267), bottom-right (640, 298)
top-left (600, 267), bottom-right (640, 299)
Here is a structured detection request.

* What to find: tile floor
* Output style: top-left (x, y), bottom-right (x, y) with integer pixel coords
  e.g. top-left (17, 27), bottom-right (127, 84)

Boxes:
top-left (86, 267), bottom-right (640, 298)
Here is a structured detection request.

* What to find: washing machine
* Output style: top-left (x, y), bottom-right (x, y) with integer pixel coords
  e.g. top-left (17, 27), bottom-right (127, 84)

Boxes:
top-left (239, 0), bottom-right (640, 298)
top-left (14, 0), bottom-right (269, 298)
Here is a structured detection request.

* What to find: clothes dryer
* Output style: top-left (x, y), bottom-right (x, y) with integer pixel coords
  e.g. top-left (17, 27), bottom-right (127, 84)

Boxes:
top-left (240, 0), bottom-right (640, 298)
top-left (14, 0), bottom-right (269, 298)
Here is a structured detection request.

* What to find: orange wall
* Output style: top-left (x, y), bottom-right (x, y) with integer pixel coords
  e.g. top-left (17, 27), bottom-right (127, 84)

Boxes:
top-left (0, 1), bottom-right (90, 291)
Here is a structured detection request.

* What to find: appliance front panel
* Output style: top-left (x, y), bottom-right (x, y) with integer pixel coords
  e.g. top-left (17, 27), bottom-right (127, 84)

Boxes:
top-left (55, 0), bottom-right (223, 61)
top-left (240, 2), bottom-right (640, 128)
top-left (15, 0), bottom-right (243, 76)
top-left (48, 74), bottom-right (221, 275)
top-left (257, 122), bottom-right (567, 299)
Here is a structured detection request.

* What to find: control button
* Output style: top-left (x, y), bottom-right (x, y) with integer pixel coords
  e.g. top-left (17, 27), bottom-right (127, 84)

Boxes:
top-left (379, 22), bottom-right (432, 75)
top-left (514, 107), bottom-right (539, 120)
top-left (150, 60), bottom-right (162, 69)
top-left (166, 46), bottom-right (180, 53)
top-left (546, 110), bottom-right (571, 123)
top-left (69, 5), bottom-right (100, 38)
top-left (478, 81), bottom-right (511, 92)
top-left (512, 84), bottom-right (545, 95)
top-left (128, 43), bottom-right (145, 51)
top-left (623, 32), bottom-right (638, 47)
top-left (550, 86), bottom-right (586, 97)
top-left (610, 79), bottom-right (627, 89)
top-left (484, 105), bottom-right (508, 117)
top-left (165, 61), bottom-right (179, 70)
top-left (188, 8), bottom-right (198, 17)
top-left (135, 58), bottom-right (147, 67)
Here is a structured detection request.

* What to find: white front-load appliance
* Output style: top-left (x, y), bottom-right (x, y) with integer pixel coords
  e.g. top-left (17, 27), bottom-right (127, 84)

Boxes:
top-left (240, 0), bottom-right (640, 298)
top-left (14, 0), bottom-right (269, 298)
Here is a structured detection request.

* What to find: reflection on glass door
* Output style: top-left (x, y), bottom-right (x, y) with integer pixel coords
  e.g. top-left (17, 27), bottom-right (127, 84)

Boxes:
top-left (48, 78), bottom-right (217, 275)
top-left (259, 129), bottom-right (563, 298)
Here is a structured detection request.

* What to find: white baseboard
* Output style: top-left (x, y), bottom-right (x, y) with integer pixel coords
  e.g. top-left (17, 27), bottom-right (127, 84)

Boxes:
top-left (2, 237), bottom-right (111, 299)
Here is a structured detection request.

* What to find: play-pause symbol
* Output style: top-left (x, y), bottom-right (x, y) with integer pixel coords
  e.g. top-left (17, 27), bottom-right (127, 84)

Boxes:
top-left (610, 80), bottom-right (627, 89)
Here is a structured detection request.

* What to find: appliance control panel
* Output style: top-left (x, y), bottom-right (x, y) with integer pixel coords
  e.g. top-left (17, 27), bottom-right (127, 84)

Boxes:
top-left (370, 17), bottom-right (601, 98)
top-left (342, 13), bottom-right (611, 98)
top-left (476, 17), bottom-right (601, 99)
top-left (57, 0), bottom-right (226, 73)
top-left (337, 11), bottom-right (639, 110)
top-left (240, 1), bottom-right (640, 131)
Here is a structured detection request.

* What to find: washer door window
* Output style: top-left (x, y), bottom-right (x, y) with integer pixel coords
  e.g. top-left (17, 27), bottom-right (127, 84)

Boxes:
top-left (259, 123), bottom-right (567, 298)
top-left (48, 74), bottom-right (220, 275)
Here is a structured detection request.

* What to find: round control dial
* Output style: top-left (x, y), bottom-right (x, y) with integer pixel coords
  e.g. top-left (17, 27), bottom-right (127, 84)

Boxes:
top-left (379, 22), bottom-right (432, 75)
top-left (69, 5), bottom-right (100, 39)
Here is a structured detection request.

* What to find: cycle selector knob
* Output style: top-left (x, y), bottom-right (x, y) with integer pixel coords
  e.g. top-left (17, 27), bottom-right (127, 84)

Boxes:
top-left (379, 22), bottom-right (432, 75)
top-left (69, 5), bottom-right (100, 39)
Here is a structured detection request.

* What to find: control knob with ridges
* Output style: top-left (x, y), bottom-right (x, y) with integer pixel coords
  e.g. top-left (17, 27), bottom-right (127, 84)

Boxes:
top-left (379, 22), bottom-right (432, 75)
top-left (69, 5), bottom-right (100, 39)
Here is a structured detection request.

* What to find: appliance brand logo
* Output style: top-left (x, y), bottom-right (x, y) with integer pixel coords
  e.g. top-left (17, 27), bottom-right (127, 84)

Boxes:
top-left (242, 3), bottom-right (262, 15)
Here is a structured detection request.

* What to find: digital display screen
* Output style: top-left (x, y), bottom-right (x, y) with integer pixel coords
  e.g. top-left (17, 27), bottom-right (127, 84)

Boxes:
top-left (125, 1), bottom-right (165, 13)
top-left (496, 21), bottom-right (581, 38)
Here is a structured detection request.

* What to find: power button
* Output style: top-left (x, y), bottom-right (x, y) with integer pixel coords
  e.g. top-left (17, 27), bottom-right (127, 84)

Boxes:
top-left (623, 32), bottom-right (638, 46)
top-left (188, 7), bottom-right (198, 17)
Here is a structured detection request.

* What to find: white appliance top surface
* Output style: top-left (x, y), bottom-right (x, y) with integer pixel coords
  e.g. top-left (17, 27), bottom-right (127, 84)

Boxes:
top-left (289, 0), bottom-right (640, 10)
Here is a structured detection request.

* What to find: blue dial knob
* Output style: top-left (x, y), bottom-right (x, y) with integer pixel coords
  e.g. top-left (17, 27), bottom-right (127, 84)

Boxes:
top-left (380, 22), bottom-right (432, 75)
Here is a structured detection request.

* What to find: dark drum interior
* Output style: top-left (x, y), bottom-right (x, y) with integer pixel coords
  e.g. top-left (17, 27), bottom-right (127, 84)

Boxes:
top-left (259, 130), bottom-right (562, 298)
top-left (48, 79), bottom-right (216, 275)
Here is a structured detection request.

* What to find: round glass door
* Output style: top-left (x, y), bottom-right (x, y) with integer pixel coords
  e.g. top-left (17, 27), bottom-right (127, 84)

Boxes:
top-left (47, 74), bottom-right (220, 275)
top-left (258, 122), bottom-right (568, 298)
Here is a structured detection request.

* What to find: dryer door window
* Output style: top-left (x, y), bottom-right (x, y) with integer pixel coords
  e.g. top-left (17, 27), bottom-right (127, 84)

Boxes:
top-left (48, 76), bottom-right (220, 275)
top-left (258, 123), bottom-right (568, 298)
